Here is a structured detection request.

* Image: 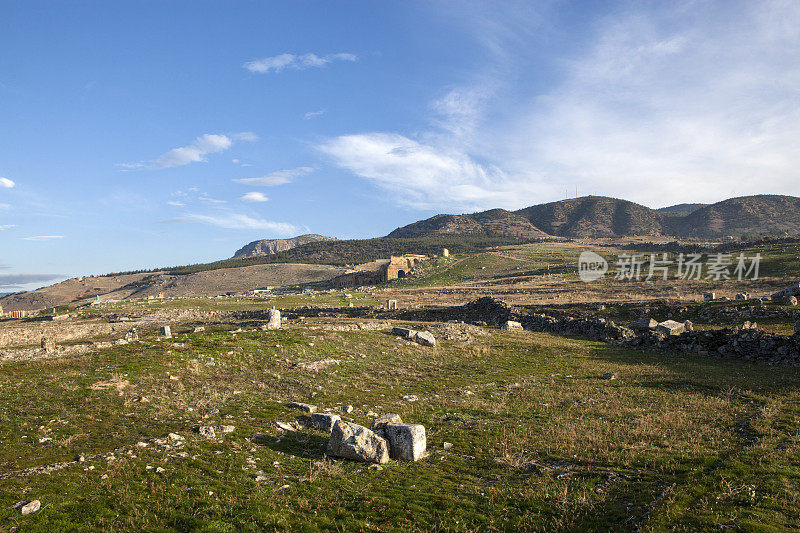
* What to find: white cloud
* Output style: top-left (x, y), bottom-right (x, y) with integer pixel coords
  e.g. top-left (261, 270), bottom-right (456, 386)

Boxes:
top-left (198, 194), bottom-right (227, 205)
top-left (304, 109), bottom-right (327, 120)
top-left (182, 213), bottom-right (299, 235)
top-left (0, 177), bottom-right (15, 188)
top-left (0, 273), bottom-right (63, 287)
top-left (233, 131), bottom-right (259, 142)
top-left (240, 192), bottom-right (269, 203)
top-left (323, 1), bottom-right (800, 210)
top-left (243, 53), bottom-right (357, 74)
top-left (0, 224), bottom-right (15, 230)
top-left (0, 204), bottom-right (10, 210)
top-left (23, 235), bottom-right (64, 241)
top-left (120, 132), bottom-right (256, 170)
top-left (233, 166), bottom-right (314, 187)
top-left (166, 200), bottom-right (185, 207)
top-left (319, 133), bottom-right (541, 210)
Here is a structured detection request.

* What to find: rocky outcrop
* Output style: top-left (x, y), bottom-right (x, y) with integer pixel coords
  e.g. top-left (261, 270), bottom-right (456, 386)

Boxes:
top-left (233, 234), bottom-right (336, 258)
top-left (327, 421), bottom-right (389, 464)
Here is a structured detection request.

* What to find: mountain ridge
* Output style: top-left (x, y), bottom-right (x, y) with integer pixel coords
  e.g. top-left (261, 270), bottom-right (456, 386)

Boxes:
top-left (388, 194), bottom-right (800, 240)
top-left (233, 234), bottom-right (337, 258)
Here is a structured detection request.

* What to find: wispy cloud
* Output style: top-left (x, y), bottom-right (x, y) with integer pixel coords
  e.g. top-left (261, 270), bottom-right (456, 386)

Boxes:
top-left (0, 177), bottom-right (15, 188)
top-left (243, 53), bottom-right (357, 74)
top-left (23, 235), bottom-right (64, 241)
top-left (182, 213), bottom-right (299, 235)
top-left (0, 203), bottom-right (9, 210)
top-left (233, 131), bottom-right (259, 142)
top-left (319, 133), bottom-right (530, 210)
top-left (304, 109), bottom-right (327, 120)
top-left (166, 200), bottom-right (185, 207)
top-left (233, 166), bottom-right (314, 187)
top-left (240, 192), bottom-right (269, 203)
top-left (323, 1), bottom-right (800, 210)
top-left (120, 132), bottom-right (256, 170)
top-left (0, 224), bottom-right (15, 230)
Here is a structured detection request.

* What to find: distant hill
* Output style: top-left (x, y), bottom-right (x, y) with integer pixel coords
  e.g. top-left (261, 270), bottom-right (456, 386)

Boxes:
top-left (670, 195), bottom-right (800, 238)
top-left (514, 196), bottom-right (665, 238)
top-left (233, 234), bottom-right (336, 258)
top-left (386, 195), bottom-right (800, 240)
top-left (657, 203), bottom-right (708, 216)
top-left (387, 209), bottom-right (550, 239)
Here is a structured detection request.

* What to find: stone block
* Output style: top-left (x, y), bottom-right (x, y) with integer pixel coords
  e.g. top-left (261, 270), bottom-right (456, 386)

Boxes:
top-left (381, 423), bottom-right (427, 461)
top-left (327, 421), bottom-right (389, 464)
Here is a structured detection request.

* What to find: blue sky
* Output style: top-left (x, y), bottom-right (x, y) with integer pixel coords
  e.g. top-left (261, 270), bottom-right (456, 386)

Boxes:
top-left (2, 1), bottom-right (799, 291)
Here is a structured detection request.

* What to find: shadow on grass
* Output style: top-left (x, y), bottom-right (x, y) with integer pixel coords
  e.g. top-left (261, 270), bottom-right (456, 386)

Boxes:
top-left (252, 426), bottom-right (329, 460)
top-left (580, 338), bottom-right (800, 395)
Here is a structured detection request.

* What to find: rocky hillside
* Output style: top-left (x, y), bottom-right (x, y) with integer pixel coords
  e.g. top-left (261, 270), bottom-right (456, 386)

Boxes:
top-left (387, 209), bottom-right (550, 239)
top-left (657, 203), bottom-right (708, 216)
top-left (387, 195), bottom-right (800, 239)
top-left (514, 196), bottom-right (665, 238)
top-left (669, 195), bottom-right (800, 238)
top-left (233, 234), bottom-right (336, 258)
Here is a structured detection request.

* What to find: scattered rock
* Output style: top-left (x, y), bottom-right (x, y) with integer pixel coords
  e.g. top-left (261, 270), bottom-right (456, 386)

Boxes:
top-left (629, 318), bottom-right (657, 331)
top-left (338, 405), bottom-right (354, 414)
top-left (20, 500), bottom-right (41, 515)
top-left (296, 358), bottom-right (340, 372)
top-left (41, 337), bottom-right (55, 353)
top-left (198, 426), bottom-right (216, 439)
top-left (168, 433), bottom-right (185, 441)
top-left (414, 331), bottom-right (436, 347)
top-left (160, 326), bottom-right (172, 338)
top-left (600, 372), bottom-right (617, 380)
top-left (703, 292), bottom-right (715, 301)
top-left (381, 424), bottom-right (427, 461)
top-left (788, 296), bottom-right (798, 306)
top-left (771, 282), bottom-right (800, 302)
top-left (310, 413), bottom-right (341, 432)
top-left (402, 395), bottom-right (418, 403)
top-left (391, 327), bottom-right (415, 338)
top-left (684, 320), bottom-right (694, 332)
top-left (501, 320), bottom-right (523, 331)
top-left (221, 425), bottom-right (235, 434)
top-left (275, 421), bottom-right (298, 432)
top-left (442, 442), bottom-right (454, 450)
top-left (192, 326), bottom-right (205, 333)
top-left (326, 421), bottom-right (389, 464)
top-left (287, 402), bottom-right (317, 413)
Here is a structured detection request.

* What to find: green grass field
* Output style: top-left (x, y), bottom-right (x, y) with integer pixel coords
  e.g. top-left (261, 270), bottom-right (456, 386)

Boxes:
top-left (2, 322), bottom-right (800, 531)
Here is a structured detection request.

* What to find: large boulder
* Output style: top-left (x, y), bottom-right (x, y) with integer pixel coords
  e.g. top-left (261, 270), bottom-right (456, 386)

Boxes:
top-left (327, 421), bottom-right (389, 464)
top-left (381, 424), bottom-right (427, 461)
top-left (371, 413), bottom-right (403, 432)
top-left (629, 318), bottom-right (657, 331)
top-left (392, 327), bottom-right (416, 339)
top-left (415, 331), bottom-right (436, 347)
top-left (656, 320), bottom-right (685, 336)
top-left (501, 321), bottom-right (523, 331)
top-left (310, 413), bottom-right (341, 432)
top-left (266, 309), bottom-right (281, 330)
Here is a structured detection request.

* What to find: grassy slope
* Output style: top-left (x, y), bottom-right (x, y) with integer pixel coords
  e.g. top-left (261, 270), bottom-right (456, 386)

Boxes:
top-left (2, 324), bottom-right (800, 530)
